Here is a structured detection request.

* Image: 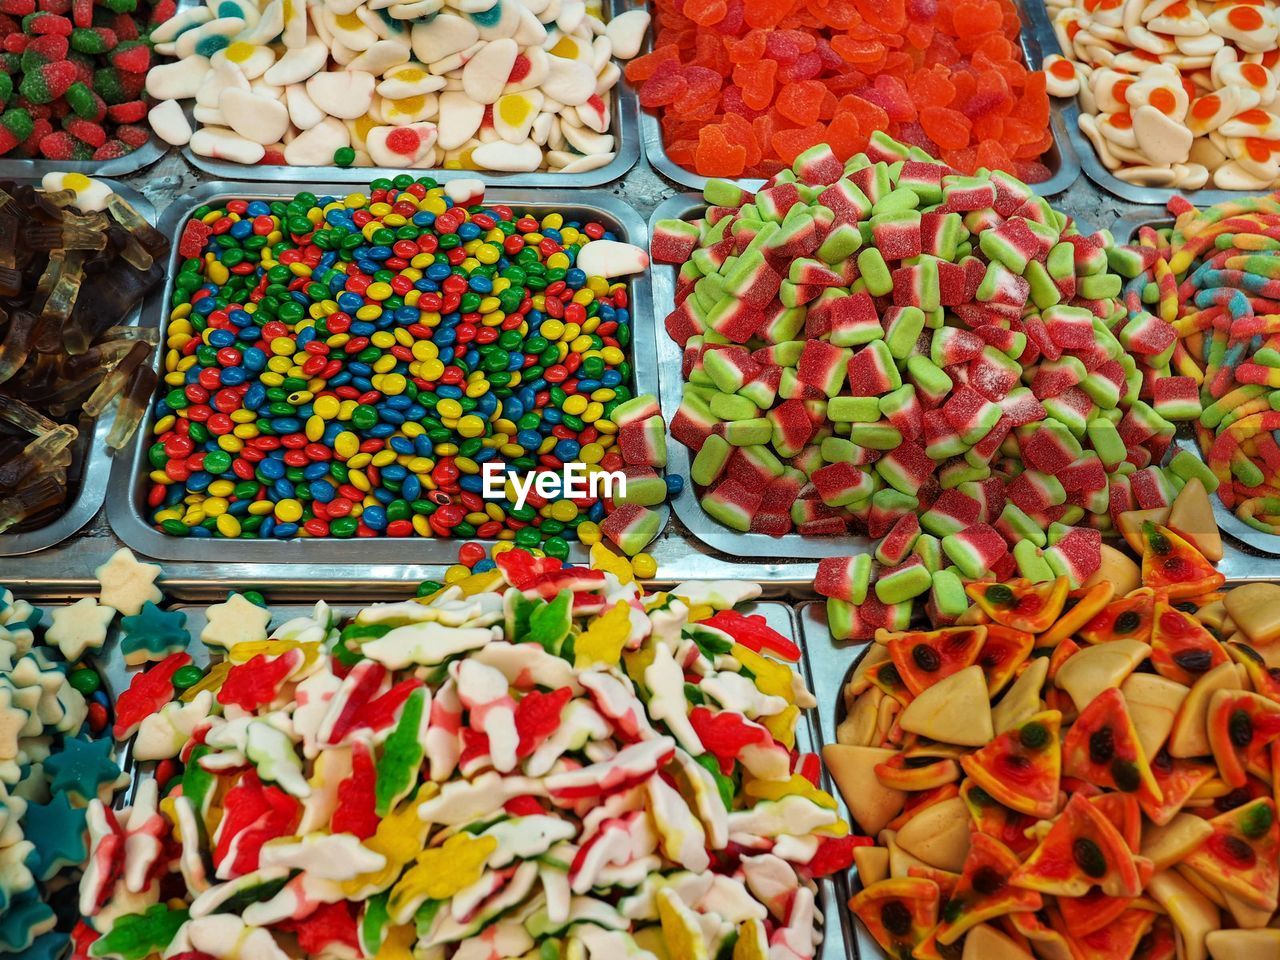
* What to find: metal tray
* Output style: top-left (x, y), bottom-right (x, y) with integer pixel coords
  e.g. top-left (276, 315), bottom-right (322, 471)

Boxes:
top-left (1110, 213), bottom-right (1280, 557)
top-left (107, 181), bottom-right (668, 564)
top-left (46, 584), bottom-right (854, 960)
top-left (177, 0), bottom-right (641, 187)
top-left (639, 0), bottom-right (1081, 198)
top-left (0, 140), bottom-right (167, 183)
top-left (799, 600), bottom-right (883, 960)
top-left (0, 179), bottom-right (156, 558)
top-left (1028, 0), bottom-right (1266, 207)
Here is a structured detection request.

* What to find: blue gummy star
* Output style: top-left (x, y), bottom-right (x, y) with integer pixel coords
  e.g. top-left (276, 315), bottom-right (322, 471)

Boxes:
top-left (42, 736), bottom-right (120, 803)
top-left (20, 931), bottom-right (68, 960)
top-left (0, 890), bottom-right (53, 952)
top-left (21, 792), bottom-right (87, 881)
top-left (119, 602), bottom-right (189, 663)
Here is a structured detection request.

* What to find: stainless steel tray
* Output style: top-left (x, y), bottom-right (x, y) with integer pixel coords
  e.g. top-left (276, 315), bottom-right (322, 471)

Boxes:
top-left (0, 140), bottom-right (167, 183)
top-left (799, 600), bottom-right (881, 960)
top-left (0, 179), bottom-right (156, 558)
top-left (1028, 0), bottom-right (1264, 207)
top-left (177, 0), bottom-right (641, 186)
top-left (1111, 213), bottom-right (1280, 557)
top-left (107, 181), bottom-right (668, 564)
top-left (639, 0), bottom-right (1081, 198)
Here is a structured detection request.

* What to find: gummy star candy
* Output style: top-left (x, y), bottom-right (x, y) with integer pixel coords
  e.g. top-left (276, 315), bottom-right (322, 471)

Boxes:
top-left (119, 601), bottom-right (189, 666)
top-left (200, 594), bottom-right (271, 652)
top-left (0, 889), bottom-right (54, 953)
top-left (21, 791), bottom-right (88, 881)
top-left (43, 735), bottom-right (121, 803)
top-left (45, 597), bottom-right (116, 663)
top-left (0, 684), bottom-right (33, 761)
top-left (94, 548), bottom-right (162, 618)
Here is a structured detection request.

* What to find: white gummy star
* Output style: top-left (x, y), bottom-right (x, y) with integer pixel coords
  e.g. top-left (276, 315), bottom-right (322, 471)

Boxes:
top-left (95, 548), bottom-right (162, 617)
top-left (200, 594), bottom-right (271, 652)
top-left (46, 597), bottom-right (116, 663)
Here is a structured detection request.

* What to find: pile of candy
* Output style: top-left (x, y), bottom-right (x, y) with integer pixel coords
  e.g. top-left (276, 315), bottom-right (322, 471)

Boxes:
top-left (1124, 192), bottom-right (1280, 538)
top-left (1046, 0), bottom-right (1280, 190)
top-left (0, 0), bottom-right (165, 160)
top-left (148, 177), bottom-right (668, 554)
top-left (145, 0), bottom-right (649, 171)
top-left (814, 464), bottom-right (1225, 639)
top-left (628, 0), bottom-right (1053, 181)
top-left (0, 174), bottom-right (163, 534)
top-left (0, 577), bottom-right (125, 959)
top-left (65, 545), bottom-right (854, 960)
top-left (829, 525), bottom-right (1280, 960)
top-left (656, 135), bottom-right (1205, 581)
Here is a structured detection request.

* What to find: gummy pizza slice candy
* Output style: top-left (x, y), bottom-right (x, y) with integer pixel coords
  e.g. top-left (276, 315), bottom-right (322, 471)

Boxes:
top-left (1206, 690), bottom-right (1280, 789)
top-left (1148, 599), bottom-right (1230, 686)
top-left (1061, 688), bottom-right (1163, 810)
top-left (866, 658), bottom-right (914, 706)
top-left (1038, 582), bottom-right (1117, 648)
top-left (921, 833), bottom-right (1042, 948)
top-left (1077, 588), bottom-right (1156, 645)
top-left (1142, 750), bottom-right (1216, 826)
top-left (975, 625), bottom-right (1035, 696)
top-left (1056, 885), bottom-right (1139, 941)
top-left (1140, 523), bottom-right (1226, 600)
top-left (960, 781), bottom-right (1040, 858)
top-left (1059, 907), bottom-right (1157, 960)
top-left (848, 877), bottom-right (940, 959)
top-left (1012, 792), bottom-right (1143, 898)
top-left (874, 753), bottom-right (960, 792)
top-left (1182, 797), bottom-right (1279, 911)
top-left (958, 710), bottom-right (1062, 819)
top-left (965, 578), bottom-right (1069, 633)
top-left (886, 626), bottom-right (987, 697)
top-left (1089, 791), bottom-right (1143, 854)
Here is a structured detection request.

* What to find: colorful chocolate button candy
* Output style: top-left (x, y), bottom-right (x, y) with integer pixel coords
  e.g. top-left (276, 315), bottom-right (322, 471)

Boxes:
top-left (147, 177), bottom-right (666, 553)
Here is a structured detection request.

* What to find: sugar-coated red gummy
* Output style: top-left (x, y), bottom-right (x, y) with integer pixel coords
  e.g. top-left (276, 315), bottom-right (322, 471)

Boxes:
top-left (629, 0), bottom-right (1053, 181)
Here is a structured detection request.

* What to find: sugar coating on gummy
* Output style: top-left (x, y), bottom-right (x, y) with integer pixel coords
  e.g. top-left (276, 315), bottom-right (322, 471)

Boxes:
top-left (660, 134), bottom-right (1196, 564)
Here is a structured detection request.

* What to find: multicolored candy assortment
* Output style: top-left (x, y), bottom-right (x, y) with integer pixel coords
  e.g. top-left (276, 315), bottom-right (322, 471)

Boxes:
top-left (148, 177), bottom-right (668, 556)
top-left (629, 0), bottom-right (1054, 181)
top-left (656, 134), bottom-right (1203, 580)
top-left (813, 424), bottom-right (1227, 640)
top-left (829, 524), bottom-right (1280, 960)
top-left (0, 0), bottom-right (165, 160)
top-left (1046, 0), bottom-right (1280, 191)
top-left (0, 585), bottom-right (122, 959)
top-left (1124, 191), bottom-right (1280, 538)
top-left (144, 0), bottom-right (650, 171)
top-left (63, 546), bottom-right (854, 960)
